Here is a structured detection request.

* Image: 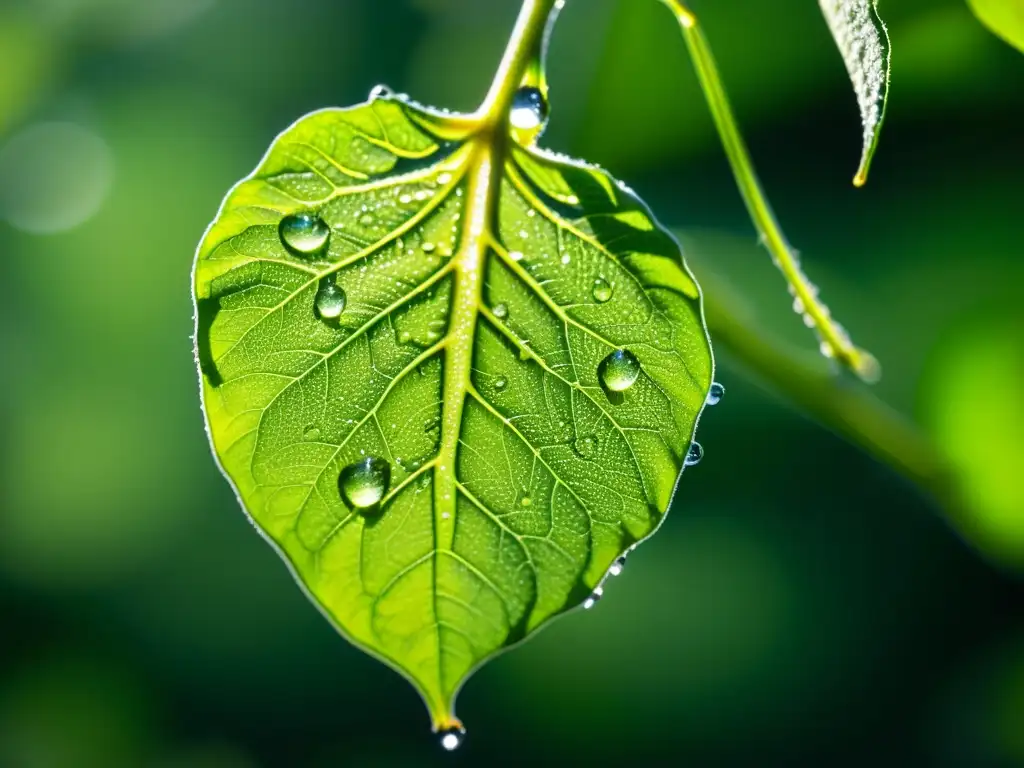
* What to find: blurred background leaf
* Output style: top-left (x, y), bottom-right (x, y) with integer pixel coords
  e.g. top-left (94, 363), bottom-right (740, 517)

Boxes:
top-left (0, 0), bottom-right (1021, 764)
top-left (967, 0), bottom-right (1024, 53)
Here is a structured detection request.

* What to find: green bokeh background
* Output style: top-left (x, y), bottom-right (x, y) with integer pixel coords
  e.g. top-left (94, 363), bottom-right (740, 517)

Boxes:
top-left (0, 0), bottom-right (1021, 765)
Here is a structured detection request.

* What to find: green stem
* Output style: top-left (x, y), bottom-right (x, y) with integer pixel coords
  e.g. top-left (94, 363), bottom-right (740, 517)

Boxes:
top-left (697, 273), bottom-right (960, 511)
top-left (477, 0), bottom-right (560, 123)
top-left (660, 0), bottom-right (880, 384)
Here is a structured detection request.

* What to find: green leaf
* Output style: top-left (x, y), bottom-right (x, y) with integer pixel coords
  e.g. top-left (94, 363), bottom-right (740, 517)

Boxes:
top-left (819, 0), bottom-right (892, 186)
top-left (192, 90), bottom-right (713, 733)
top-left (193, 0), bottom-right (714, 737)
top-left (967, 0), bottom-right (1024, 53)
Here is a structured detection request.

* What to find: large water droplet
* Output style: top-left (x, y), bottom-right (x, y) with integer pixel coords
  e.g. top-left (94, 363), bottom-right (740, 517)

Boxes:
top-left (685, 442), bottom-right (704, 467)
top-left (368, 84), bottom-right (395, 100)
top-left (609, 555), bottom-right (627, 577)
top-left (598, 349), bottom-right (641, 393)
top-left (492, 303), bottom-right (509, 320)
top-left (314, 281), bottom-right (346, 320)
top-left (494, 376), bottom-right (508, 393)
top-left (279, 213), bottom-right (330, 256)
top-left (439, 726), bottom-right (465, 751)
top-left (338, 457), bottom-right (391, 512)
top-left (573, 435), bottom-right (597, 459)
top-left (706, 382), bottom-right (725, 406)
top-left (303, 425), bottom-right (321, 442)
top-left (583, 585), bottom-right (604, 610)
top-left (509, 86), bottom-right (549, 131)
top-left (519, 491), bottom-right (532, 507)
top-left (592, 277), bottom-right (613, 303)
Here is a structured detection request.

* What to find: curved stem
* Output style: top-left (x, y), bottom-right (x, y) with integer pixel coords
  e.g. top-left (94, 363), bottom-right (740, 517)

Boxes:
top-left (660, 0), bottom-right (880, 384)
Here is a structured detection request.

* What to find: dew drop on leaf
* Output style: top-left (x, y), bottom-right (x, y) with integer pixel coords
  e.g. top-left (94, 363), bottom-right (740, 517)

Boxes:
top-left (509, 86), bottom-right (549, 131)
top-left (279, 213), bottom-right (330, 256)
top-left (685, 442), bottom-right (704, 467)
top-left (368, 84), bottom-right (395, 100)
top-left (439, 727), bottom-right (465, 751)
top-left (338, 457), bottom-right (391, 513)
top-left (359, 213), bottom-right (375, 227)
top-left (583, 585), bottom-right (603, 610)
top-left (314, 281), bottom-right (346, 320)
top-left (573, 435), bottom-right (597, 459)
top-left (706, 382), bottom-right (726, 406)
top-left (598, 349), bottom-right (641, 393)
top-left (303, 425), bottom-right (321, 442)
top-left (609, 555), bottom-right (627, 577)
top-left (519, 492), bottom-right (532, 507)
top-left (592, 277), bottom-right (613, 303)
top-left (494, 376), bottom-right (508, 393)
top-left (492, 302), bottom-right (508, 320)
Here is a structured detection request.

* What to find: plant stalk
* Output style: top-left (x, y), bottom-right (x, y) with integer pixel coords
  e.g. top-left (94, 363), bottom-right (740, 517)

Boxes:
top-left (660, 0), bottom-right (880, 384)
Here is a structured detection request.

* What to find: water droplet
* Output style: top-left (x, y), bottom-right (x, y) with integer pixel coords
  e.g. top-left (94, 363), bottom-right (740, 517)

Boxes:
top-left (598, 349), bottom-right (641, 393)
top-left (314, 281), bottom-right (346, 320)
top-left (359, 213), bottom-right (375, 227)
top-left (439, 726), bottom-right (465, 751)
top-left (338, 457), bottom-right (391, 512)
top-left (609, 555), bottom-right (627, 577)
top-left (573, 435), bottom-right (597, 459)
top-left (509, 86), bottom-right (549, 131)
top-left (494, 376), bottom-right (508, 392)
top-left (368, 84), bottom-right (394, 100)
top-left (279, 213), bottom-right (329, 256)
top-left (398, 193), bottom-right (413, 205)
top-left (436, 172), bottom-right (453, 185)
top-left (592, 277), bottom-right (613, 303)
top-left (560, 253), bottom-right (571, 265)
top-left (819, 340), bottom-right (835, 359)
top-left (398, 330), bottom-right (413, 345)
top-left (510, 250), bottom-right (524, 262)
top-left (706, 382), bottom-right (725, 406)
top-left (685, 441), bottom-right (704, 467)
top-left (492, 303), bottom-right (509, 320)
top-left (519, 492), bottom-right (532, 507)
top-left (421, 242), bottom-right (436, 254)
top-left (583, 585), bottom-right (603, 610)
top-left (424, 417), bottom-right (440, 433)
top-left (303, 425), bottom-right (321, 441)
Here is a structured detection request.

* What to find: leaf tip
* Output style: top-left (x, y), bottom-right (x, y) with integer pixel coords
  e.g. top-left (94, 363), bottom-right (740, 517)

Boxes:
top-left (852, 169), bottom-right (868, 188)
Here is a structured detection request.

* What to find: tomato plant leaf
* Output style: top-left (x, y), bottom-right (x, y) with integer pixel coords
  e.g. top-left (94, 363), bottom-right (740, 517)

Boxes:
top-left (967, 0), bottom-right (1024, 53)
top-left (819, 0), bottom-right (891, 186)
top-left (193, 83), bottom-right (714, 732)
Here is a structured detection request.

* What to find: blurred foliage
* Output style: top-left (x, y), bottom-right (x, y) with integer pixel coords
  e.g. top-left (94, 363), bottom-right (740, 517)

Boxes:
top-left (968, 0), bottom-right (1024, 53)
top-left (0, 0), bottom-right (1021, 765)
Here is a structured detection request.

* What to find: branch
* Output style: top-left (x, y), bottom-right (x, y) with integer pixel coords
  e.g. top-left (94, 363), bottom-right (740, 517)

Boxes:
top-left (692, 261), bottom-right (961, 513)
